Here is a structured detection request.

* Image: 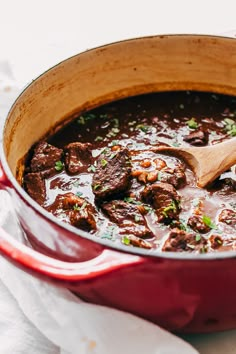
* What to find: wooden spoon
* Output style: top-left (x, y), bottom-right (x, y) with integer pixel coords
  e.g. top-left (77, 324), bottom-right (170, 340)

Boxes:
top-left (154, 137), bottom-right (236, 188)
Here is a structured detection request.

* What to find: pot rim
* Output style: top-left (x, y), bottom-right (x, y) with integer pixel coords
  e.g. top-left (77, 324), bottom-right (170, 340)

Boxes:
top-left (1, 33), bottom-right (236, 262)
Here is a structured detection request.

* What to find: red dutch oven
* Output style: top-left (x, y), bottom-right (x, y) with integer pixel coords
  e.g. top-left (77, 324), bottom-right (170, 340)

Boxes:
top-left (0, 34), bottom-right (236, 333)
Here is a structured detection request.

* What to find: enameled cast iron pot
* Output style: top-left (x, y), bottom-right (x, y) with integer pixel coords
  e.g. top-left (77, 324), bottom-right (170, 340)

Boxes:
top-left (0, 34), bottom-right (236, 333)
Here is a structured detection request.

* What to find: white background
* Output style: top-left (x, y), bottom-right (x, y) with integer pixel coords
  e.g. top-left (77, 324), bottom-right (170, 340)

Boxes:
top-left (0, 0), bottom-right (236, 353)
top-left (0, 0), bottom-right (236, 86)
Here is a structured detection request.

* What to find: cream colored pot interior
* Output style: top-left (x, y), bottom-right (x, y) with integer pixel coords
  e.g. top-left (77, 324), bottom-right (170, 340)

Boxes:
top-left (3, 35), bottom-right (236, 180)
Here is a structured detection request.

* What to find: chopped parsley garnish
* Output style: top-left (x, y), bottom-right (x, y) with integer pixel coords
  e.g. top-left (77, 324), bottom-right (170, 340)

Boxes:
top-left (73, 202), bottom-right (86, 211)
top-left (110, 153), bottom-right (117, 159)
top-left (187, 244), bottom-right (195, 250)
top-left (224, 118), bottom-right (236, 136)
top-left (101, 225), bottom-right (115, 240)
top-left (144, 205), bottom-right (154, 213)
top-left (95, 136), bottom-right (103, 142)
top-left (124, 197), bottom-right (142, 205)
top-left (186, 118), bottom-right (198, 129)
top-left (93, 184), bottom-right (100, 190)
top-left (134, 215), bottom-right (141, 223)
top-left (136, 124), bottom-right (151, 133)
top-left (101, 159), bottom-right (108, 168)
top-left (76, 191), bottom-right (83, 197)
top-left (195, 234), bottom-right (201, 242)
top-left (88, 164), bottom-right (96, 173)
top-left (111, 140), bottom-right (119, 146)
top-left (162, 201), bottom-right (177, 218)
top-left (112, 118), bottom-right (119, 127)
top-left (77, 113), bottom-right (96, 124)
top-left (55, 160), bottom-right (64, 171)
top-left (202, 215), bottom-right (217, 229)
top-left (101, 186), bottom-right (109, 192)
top-left (122, 235), bottom-right (131, 245)
top-left (200, 245), bottom-right (208, 254)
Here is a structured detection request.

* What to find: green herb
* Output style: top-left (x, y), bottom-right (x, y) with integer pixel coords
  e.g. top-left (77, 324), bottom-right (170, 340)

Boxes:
top-left (110, 153), bottom-right (117, 159)
top-left (77, 116), bottom-right (85, 124)
top-left (202, 215), bottom-right (217, 229)
top-left (76, 191), bottom-right (83, 197)
top-left (217, 238), bottom-right (223, 245)
top-left (124, 197), bottom-right (142, 205)
top-left (55, 160), bottom-right (64, 171)
top-left (93, 184), bottom-right (100, 190)
top-left (88, 164), bottom-right (96, 173)
top-left (122, 235), bottom-right (131, 245)
top-left (101, 159), bottom-right (108, 168)
top-left (179, 104), bottom-right (185, 109)
top-left (101, 225), bottom-right (115, 240)
top-left (187, 244), bottom-right (195, 250)
top-left (162, 201), bottom-right (177, 218)
top-left (224, 118), bottom-right (236, 136)
top-left (80, 202), bottom-right (87, 210)
top-left (200, 245), bottom-right (208, 254)
top-left (144, 205), bottom-right (154, 213)
top-left (136, 124), bottom-right (151, 133)
top-left (186, 118), bottom-right (198, 129)
top-left (134, 215), bottom-right (141, 222)
top-left (99, 114), bottom-right (108, 119)
top-left (111, 127), bottom-right (120, 134)
top-left (195, 234), bottom-right (201, 242)
top-left (172, 141), bottom-right (181, 147)
top-left (95, 136), bottom-right (103, 142)
top-left (101, 186), bottom-right (109, 192)
top-left (111, 140), bottom-right (119, 146)
top-left (211, 94), bottom-right (219, 100)
top-left (157, 172), bottom-right (163, 181)
top-left (73, 204), bottom-right (80, 211)
top-left (112, 118), bottom-right (119, 127)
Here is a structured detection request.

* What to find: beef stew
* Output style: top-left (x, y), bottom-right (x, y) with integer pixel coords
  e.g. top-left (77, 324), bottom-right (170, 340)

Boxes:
top-left (23, 91), bottom-right (236, 254)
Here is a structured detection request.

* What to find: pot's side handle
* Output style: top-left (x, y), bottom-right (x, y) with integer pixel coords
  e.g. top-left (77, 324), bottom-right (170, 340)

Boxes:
top-left (0, 164), bottom-right (144, 281)
top-left (0, 225), bottom-right (144, 282)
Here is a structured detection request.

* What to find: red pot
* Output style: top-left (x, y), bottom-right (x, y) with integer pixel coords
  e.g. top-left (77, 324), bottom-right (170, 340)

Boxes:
top-left (0, 34), bottom-right (236, 333)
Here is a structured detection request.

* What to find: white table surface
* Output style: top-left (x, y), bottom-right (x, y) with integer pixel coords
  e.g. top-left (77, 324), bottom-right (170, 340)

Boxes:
top-left (0, 1), bottom-right (236, 353)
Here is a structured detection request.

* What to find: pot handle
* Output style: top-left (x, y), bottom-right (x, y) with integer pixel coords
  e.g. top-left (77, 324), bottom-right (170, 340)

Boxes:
top-left (0, 225), bottom-right (144, 282)
top-left (0, 162), bottom-right (143, 281)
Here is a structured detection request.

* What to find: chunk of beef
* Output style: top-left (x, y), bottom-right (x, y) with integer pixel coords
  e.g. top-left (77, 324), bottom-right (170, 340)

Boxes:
top-left (122, 235), bottom-right (152, 249)
top-left (102, 200), bottom-right (153, 238)
top-left (30, 142), bottom-right (63, 175)
top-left (92, 147), bottom-right (131, 199)
top-left (209, 234), bottom-right (223, 249)
top-left (47, 192), bottom-right (96, 231)
top-left (141, 182), bottom-right (181, 222)
top-left (24, 172), bottom-right (46, 206)
top-left (162, 228), bottom-right (207, 252)
top-left (64, 142), bottom-right (92, 175)
top-left (218, 209), bottom-right (236, 227)
top-left (183, 129), bottom-right (208, 146)
top-left (159, 166), bottom-right (186, 189)
top-left (187, 215), bottom-right (211, 234)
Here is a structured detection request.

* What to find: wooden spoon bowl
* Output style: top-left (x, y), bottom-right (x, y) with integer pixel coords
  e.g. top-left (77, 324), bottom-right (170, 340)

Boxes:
top-left (154, 137), bottom-right (236, 187)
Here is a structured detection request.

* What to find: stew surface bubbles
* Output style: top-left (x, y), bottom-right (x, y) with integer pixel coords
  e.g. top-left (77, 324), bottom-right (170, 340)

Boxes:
top-left (23, 91), bottom-right (236, 253)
